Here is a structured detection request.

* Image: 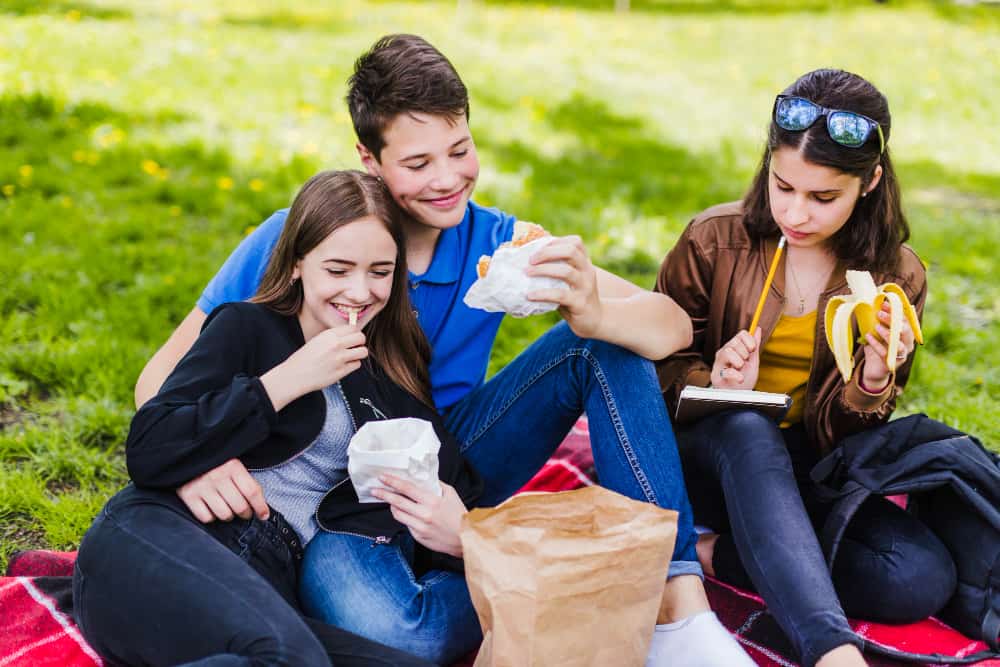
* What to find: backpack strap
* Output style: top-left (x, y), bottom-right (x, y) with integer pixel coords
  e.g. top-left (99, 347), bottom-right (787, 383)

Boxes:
top-left (983, 606), bottom-right (999, 652)
top-left (818, 482), bottom-right (871, 568)
top-left (983, 556), bottom-right (1000, 651)
top-left (860, 639), bottom-right (1000, 665)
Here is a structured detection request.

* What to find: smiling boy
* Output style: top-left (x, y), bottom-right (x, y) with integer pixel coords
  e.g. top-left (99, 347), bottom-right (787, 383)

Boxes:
top-left (135, 34), bottom-right (752, 665)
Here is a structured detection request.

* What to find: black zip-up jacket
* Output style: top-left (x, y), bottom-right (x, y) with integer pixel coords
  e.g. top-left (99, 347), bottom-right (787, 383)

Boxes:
top-left (126, 302), bottom-right (483, 571)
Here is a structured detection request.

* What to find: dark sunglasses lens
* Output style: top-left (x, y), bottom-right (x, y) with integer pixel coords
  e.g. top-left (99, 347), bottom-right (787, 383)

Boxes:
top-left (775, 97), bottom-right (820, 130)
top-left (827, 111), bottom-right (871, 148)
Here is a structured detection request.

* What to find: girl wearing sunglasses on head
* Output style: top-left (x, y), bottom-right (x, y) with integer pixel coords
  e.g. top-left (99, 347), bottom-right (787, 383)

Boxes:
top-left (654, 69), bottom-right (951, 667)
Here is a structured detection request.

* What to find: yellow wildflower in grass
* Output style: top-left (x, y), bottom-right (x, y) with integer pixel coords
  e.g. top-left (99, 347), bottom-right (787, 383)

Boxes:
top-left (2, 184), bottom-right (14, 197)
top-left (249, 178), bottom-right (265, 192)
top-left (66, 9), bottom-right (81, 21)
top-left (59, 196), bottom-right (73, 208)
top-left (72, 150), bottom-right (87, 163)
top-left (19, 165), bottom-right (33, 179)
top-left (217, 176), bottom-right (234, 190)
top-left (141, 159), bottom-right (161, 176)
top-left (169, 205), bottom-right (182, 217)
top-left (243, 225), bottom-right (258, 236)
top-left (97, 128), bottom-right (124, 148)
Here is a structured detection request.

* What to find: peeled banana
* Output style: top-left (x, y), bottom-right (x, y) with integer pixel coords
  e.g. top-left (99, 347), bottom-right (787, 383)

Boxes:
top-left (824, 270), bottom-right (923, 383)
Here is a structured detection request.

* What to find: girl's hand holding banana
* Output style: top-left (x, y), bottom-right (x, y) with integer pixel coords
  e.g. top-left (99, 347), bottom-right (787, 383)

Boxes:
top-left (824, 270), bottom-right (923, 388)
top-left (859, 300), bottom-right (917, 392)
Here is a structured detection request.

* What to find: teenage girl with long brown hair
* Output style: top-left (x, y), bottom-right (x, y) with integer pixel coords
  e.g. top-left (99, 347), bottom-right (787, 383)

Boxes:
top-left (71, 170), bottom-right (478, 666)
top-left (656, 69), bottom-right (955, 667)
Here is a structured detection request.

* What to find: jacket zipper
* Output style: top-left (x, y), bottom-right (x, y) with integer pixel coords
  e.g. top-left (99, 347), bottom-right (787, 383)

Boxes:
top-left (313, 382), bottom-right (374, 539)
top-left (360, 397), bottom-right (388, 420)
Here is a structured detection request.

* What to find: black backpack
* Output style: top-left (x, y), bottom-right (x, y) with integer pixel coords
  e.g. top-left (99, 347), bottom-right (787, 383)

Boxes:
top-left (811, 414), bottom-right (1000, 664)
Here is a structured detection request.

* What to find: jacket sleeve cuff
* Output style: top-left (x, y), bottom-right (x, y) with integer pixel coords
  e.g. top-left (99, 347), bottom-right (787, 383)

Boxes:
top-left (247, 375), bottom-right (279, 428)
top-left (845, 367), bottom-right (895, 411)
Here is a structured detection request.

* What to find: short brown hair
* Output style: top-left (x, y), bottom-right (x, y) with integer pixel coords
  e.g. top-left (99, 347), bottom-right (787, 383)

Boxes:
top-left (346, 34), bottom-right (469, 159)
top-left (251, 170), bottom-right (433, 406)
top-left (743, 69), bottom-right (909, 271)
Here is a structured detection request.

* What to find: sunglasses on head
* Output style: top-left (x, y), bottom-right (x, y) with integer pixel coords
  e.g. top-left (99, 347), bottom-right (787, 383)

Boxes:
top-left (773, 95), bottom-right (885, 154)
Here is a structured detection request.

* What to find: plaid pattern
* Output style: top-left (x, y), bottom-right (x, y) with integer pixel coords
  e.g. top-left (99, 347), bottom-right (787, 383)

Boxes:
top-left (3, 417), bottom-right (996, 666)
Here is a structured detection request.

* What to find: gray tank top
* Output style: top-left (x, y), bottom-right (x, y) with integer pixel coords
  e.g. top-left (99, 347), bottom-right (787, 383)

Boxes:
top-left (251, 384), bottom-right (352, 544)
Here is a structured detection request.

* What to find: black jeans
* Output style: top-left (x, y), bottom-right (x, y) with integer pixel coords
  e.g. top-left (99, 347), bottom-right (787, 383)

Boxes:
top-left (72, 485), bottom-right (436, 667)
top-left (678, 410), bottom-right (957, 667)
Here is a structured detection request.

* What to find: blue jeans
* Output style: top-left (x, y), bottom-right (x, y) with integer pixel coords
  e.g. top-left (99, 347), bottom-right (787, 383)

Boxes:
top-left (446, 321), bottom-right (700, 575)
top-left (299, 323), bottom-right (701, 661)
top-left (299, 531), bottom-right (482, 665)
top-left (73, 485), bottom-right (434, 667)
top-left (679, 411), bottom-right (956, 667)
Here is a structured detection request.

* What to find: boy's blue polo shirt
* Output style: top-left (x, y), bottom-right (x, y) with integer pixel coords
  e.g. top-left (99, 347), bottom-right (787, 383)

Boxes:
top-left (198, 202), bottom-right (517, 410)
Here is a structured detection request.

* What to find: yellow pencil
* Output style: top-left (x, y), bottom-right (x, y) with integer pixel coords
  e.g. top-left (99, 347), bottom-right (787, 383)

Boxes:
top-left (749, 236), bottom-right (786, 334)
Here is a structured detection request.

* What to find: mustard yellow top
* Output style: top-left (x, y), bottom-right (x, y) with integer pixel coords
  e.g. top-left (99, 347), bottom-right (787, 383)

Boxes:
top-left (754, 311), bottom-right (816, 427)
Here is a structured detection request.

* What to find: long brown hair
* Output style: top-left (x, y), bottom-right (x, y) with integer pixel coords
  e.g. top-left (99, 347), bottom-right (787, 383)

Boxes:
top-left (251, 170), bottom-right (433, 406)
top-left (743, 69), bottom-right (909, 271)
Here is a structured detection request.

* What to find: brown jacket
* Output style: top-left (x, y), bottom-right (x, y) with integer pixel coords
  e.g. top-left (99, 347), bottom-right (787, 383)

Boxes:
top-left (655, 201), bottom-right (927, 454)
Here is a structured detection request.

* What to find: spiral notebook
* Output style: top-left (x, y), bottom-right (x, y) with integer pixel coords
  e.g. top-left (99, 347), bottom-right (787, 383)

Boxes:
top-left (674, 386), bottom-right (792, 424)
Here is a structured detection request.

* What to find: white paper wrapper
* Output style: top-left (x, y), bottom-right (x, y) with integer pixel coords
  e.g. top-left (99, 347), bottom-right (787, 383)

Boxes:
top-left (463, 237), bottom-right (568, 318)
top-left (347, 417), bottom-right (442, 503)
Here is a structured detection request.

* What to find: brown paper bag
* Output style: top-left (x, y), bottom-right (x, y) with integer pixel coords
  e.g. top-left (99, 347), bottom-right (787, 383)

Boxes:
top-left (460, 486), bottom-right (678, 667)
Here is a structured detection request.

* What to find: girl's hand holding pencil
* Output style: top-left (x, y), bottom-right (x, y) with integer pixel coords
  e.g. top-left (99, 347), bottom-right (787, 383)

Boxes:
top-left (711, 328), bottom-right (762, 390)
top-left (711, 236), bottom-right (785, 390)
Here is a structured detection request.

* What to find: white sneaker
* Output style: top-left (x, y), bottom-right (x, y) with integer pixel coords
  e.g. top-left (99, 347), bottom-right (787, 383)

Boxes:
top-left (645, 611), bottom-right (756, 667)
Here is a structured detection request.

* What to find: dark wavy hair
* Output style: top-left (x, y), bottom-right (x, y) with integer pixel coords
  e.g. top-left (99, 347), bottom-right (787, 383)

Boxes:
top-left (346, 34), bottom-right (469, 160)
top-left (742, 69), bottom-right (909, 271)
top-left (250, 170), bottom-right (433, 406)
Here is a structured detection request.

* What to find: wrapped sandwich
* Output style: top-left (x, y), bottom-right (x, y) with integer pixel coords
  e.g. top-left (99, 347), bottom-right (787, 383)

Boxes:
top-left (464, 221), bottom-right (567, 318)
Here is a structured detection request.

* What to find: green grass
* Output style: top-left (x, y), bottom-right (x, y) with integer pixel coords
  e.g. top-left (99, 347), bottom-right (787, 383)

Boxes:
top-left (1, 0), bottom-right (997, 570)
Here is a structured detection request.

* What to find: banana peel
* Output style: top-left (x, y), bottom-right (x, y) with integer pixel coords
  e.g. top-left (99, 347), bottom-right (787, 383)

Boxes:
top-left (824, 270), bottom-right (923, 383)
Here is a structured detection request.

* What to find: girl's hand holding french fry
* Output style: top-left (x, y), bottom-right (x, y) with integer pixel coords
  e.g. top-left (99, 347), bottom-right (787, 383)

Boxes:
top-left (260, 328), bottom-right (368, 411)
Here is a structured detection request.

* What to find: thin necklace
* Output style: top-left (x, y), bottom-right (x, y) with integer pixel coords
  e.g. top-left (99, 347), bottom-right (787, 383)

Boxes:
top-left (786, 251), bottom-right (829, 315)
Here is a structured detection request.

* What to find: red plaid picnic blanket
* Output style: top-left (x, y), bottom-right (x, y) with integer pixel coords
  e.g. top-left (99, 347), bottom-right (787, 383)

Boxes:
top-left (0, 569), bottom-right (103, 666)
top-left (3, 417), bottom-right (996, 666)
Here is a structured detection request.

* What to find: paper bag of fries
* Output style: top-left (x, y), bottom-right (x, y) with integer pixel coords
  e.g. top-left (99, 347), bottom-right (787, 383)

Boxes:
top-left (347, 418), bottom-right (441, 503)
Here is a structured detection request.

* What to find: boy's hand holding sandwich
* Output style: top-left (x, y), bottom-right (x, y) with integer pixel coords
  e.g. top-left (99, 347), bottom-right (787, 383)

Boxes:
top-left (464, 221), bottom-right (572, 318)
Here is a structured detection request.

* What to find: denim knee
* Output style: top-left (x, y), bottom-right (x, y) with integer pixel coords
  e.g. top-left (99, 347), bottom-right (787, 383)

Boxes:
top-left (704, 410), bottom-right (787, 472)
top-left (547, 321), bottom-right (655, 377)
top-left (835, 501), bottom-right (958, 623)
top-left (301, 534), bottom-right (480, 665)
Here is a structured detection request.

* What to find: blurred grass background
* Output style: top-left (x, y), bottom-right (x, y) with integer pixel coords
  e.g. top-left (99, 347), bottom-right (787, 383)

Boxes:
top-left (1, 0), bottom-right (997, 568)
